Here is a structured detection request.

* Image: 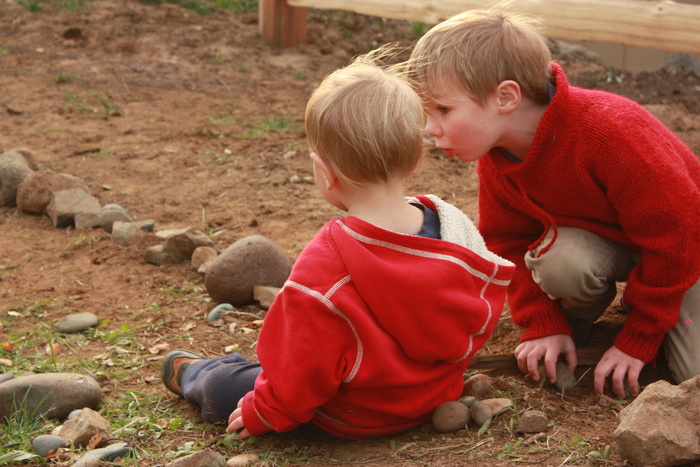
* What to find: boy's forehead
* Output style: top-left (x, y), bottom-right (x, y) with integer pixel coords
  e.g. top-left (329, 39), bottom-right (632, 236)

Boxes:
top-left (420, 76), bottom-right (468, 102)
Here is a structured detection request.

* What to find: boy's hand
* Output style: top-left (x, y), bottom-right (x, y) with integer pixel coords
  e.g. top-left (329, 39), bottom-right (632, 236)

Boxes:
top-left (514, 334), bottom-right (577, 383)
top-left (226, 398), bottom-right (251, 440)
top-left (594, 346), bottom-right (644, 399)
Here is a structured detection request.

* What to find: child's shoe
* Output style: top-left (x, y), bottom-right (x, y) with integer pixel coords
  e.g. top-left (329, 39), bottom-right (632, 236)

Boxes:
top-left (161, 349), bottom-right (206, 396)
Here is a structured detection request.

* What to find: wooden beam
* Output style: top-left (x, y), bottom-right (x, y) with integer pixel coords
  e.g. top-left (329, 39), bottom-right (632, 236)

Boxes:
top-left (467, 346), bottom-right (607, 370)
top-left (259, 0), bottom-right (308, 48)
top-left (286, 0), bottom-right (700, 54)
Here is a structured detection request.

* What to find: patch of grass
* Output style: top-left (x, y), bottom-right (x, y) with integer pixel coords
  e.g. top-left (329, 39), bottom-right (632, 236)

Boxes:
top-left (136, 0), bottom-right (258, 15)
top-left (239, 116), bottom-right (298, 139)
top-left (0, 391), bottom-right (47, 465)
top-left (410, 21), bottom-right (428, 37)
top-left (57, 0), bottom-right (90, 12)
top-left (17, 0), bottom-right (43, 12)
top-left (292, 68), bottom-right (308, 80)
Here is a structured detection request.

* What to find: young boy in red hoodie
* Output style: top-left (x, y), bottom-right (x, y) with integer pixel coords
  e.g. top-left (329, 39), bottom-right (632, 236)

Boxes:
top-left (407, 6), bottom-right (700, 400)
top-left (161, 53), bottom-right (514, 440)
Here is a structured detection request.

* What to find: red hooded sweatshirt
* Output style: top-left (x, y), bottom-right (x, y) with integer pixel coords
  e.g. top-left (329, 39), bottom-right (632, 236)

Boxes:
top-left (240, 195), bottom-right (514, 439)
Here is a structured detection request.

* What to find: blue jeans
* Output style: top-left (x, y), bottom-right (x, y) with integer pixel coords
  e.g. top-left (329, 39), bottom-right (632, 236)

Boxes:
top-left (180, 352), bottom-right (341, 440)
top-left (181, 353), bottom-right (261, 423)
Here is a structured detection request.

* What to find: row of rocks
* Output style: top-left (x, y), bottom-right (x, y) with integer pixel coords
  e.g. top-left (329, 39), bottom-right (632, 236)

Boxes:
top-left (1, 147), bottom-right (294, 307)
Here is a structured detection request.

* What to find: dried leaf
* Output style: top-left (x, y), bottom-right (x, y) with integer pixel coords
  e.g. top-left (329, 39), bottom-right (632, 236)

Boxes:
top-left (0, 357), bottom-right (13, 367)
top-left (2, 341), bottom-right (14, 351)
top-left (45, 342), bottom-right (61, 356)
top-left (148, 343), bottom-right (171, 354)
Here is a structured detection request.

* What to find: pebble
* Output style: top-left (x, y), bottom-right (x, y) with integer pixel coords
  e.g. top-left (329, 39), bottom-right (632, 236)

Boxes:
top-left (73, 442), bottom-right (130, 466)
top-left (227, 453), bottom-right (261, 466)
top-left (207, 303), bottom-right (235, 322)
top-left (462, 373), bottom-right (492, 397)
top-left (432, 401), bottom-right (470, 432)
top-left (469, 398), bottom-right (512, 427)
top-left (54, 312), bottom-right (99, 333)
top-left (32, 434), bottom-right (67, 458)
top-left (99, 203), bottom-right (133, 233)
top-left (554, 361), bottom-right (577, 391)
top-left (164, 448), bottom-right (226, 466)
top-left (516, 409), bottom-right (549, 433)
top-left (458, 395), bottom-right (478, 408)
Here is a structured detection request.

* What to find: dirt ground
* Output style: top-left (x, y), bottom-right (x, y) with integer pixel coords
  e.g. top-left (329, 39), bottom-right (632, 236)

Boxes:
top-left (1, 1), bottom-right (699, 466)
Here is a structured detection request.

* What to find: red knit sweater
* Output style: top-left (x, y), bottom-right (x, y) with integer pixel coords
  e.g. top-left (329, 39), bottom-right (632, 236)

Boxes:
top-left (477, 62), bottom-right (700, 363)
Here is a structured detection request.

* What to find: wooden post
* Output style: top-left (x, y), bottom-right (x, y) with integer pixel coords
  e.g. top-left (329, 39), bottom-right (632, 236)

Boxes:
top-left (259, 0), bottom-right (308, 48)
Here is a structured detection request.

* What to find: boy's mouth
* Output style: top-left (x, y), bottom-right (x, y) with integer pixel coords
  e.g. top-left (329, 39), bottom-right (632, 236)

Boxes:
top-left (440, 148), bottom-right (455, 157)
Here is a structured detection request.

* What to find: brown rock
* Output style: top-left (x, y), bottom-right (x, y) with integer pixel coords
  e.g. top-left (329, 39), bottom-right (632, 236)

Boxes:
top-left (16, 170), bottom-right (88, 214)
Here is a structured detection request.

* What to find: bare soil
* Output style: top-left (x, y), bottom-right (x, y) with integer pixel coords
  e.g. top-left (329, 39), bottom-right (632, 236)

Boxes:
top-left (1, 1), bottom-right (699, 465)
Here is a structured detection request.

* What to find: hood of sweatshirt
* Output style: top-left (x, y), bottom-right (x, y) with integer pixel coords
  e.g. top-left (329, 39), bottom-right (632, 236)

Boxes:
top-left (327, 215), bottom-right (513, 364)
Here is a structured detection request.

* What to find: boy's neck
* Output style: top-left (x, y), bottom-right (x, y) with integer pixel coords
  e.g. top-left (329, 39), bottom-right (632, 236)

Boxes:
top-left (343, 178), bottom-right (424, 235)
top-left (500, 97), bottom-right (548, 160)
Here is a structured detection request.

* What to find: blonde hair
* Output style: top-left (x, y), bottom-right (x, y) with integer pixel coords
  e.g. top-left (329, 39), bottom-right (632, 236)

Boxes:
top-left (305, 51), bottom-right (425, 185)
top-left (408, 5), bottom-right (552, 105)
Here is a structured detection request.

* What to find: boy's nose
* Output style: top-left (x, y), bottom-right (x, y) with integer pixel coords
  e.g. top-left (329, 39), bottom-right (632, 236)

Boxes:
top-left (425, 117), bottom-right (441, 137)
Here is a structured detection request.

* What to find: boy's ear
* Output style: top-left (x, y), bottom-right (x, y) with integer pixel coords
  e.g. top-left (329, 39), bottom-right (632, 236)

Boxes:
top-left (310, 152), bottom-right (339, 191)
top-left (495, 80), bottom-right (521, 114)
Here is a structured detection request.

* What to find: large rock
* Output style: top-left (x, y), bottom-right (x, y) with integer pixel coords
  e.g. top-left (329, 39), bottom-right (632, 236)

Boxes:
top-left (614, 375), bottom-right (700, 466)
top-left (0, 148), bottom-right (37, 206)
top-left (16, 170), bottom-right (88, 214)
top-left (205, 235), bottom-right (292, 306)
top-left (0, 373), bottom-right (103, 420)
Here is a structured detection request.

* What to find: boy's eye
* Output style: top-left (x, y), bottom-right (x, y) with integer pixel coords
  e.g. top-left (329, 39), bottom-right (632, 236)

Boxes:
top-left (436, 106), bottom-right (450, 115)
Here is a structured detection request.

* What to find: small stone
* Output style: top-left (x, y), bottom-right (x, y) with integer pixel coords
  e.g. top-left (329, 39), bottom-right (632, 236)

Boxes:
top-left (227, 453), bottom-right (261, 466)
top-left (58, 407), bottom-right (112, 447)
top-left (32, 434), bottom-right (67, 458)
top-left (55, 312), bottom-right (99, 333)
top-left (470, 400), bottom-right (492, 427)
top-left (165, 448), bottom-right (226, 467)
top-left (207, 303), bottom-right (235, 322)
top-left (111, 221), bottom-right (140, 247)
top-left (516, 410), bottom-right (549, 433)
top-left (462, 373), bottom-right (492, 397)
top-left (458, 396), bottom-right (478, 408)
top-left (253, 285), bottom-right (280, 309)
top-left (554, 361), bottom-right (576, 391)
top-left (192, 246), bottom-right (219, 273)
top-left (432, 401), bottom-right (470, 433)
top-left (99, 203), bottom-right (133, 233)
top-left (73, 442), bottom-right (130, 466)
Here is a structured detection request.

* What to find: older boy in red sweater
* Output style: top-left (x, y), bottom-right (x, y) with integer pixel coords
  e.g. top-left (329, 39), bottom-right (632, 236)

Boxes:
top-left (161, 53), bottom-right (514, 439)
top-left (408, 6), bottom-right (700, 399)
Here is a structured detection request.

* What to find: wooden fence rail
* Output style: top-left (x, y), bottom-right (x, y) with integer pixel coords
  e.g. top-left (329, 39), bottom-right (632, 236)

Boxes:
top-left (260, 0), bottom-right (700, 55)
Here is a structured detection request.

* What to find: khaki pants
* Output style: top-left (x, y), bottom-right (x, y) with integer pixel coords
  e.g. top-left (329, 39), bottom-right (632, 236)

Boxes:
top-left (524, 226), bottom-right (699, 383)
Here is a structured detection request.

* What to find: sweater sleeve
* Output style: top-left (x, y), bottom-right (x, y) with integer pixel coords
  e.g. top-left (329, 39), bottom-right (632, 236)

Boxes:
top-left (476, 160), bottom-right (573, 340)
top-left (588, 111), bottom-right (700, 361)
top-left (241, 281), bottom-right (359, 437)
